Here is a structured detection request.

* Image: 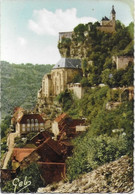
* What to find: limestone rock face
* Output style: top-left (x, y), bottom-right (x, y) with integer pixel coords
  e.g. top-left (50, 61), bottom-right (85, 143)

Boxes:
top-left (37, 155), bottom-right (133, 193)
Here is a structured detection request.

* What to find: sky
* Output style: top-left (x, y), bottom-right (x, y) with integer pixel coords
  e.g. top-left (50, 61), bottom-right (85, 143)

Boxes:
top-left (1, 0), bottom-right (134, 65)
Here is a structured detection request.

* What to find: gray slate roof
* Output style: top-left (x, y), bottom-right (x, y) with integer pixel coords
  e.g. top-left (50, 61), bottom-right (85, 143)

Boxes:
top-left (53, 58), bottom-right (81, 69)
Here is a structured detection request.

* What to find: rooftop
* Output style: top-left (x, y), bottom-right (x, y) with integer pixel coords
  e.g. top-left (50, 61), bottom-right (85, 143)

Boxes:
top-left (18, 114), bottom-right (45, 124)
top-left (12, 148), bottom-right (35, 162)
top-left (53, 58), bottom-right (81, 69)
top-left (55, 113), bottom-right (68, 123)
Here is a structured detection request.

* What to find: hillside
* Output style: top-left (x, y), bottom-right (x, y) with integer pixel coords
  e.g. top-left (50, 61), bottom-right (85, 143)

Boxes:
top-left (58, 21), bottom-right (133, 87)
top-left (1, 61), bottom-right (53, 118)
top-left (38, 155), bottom-right (133, 193)
top-left (56, 20), bottom-right (134, 184)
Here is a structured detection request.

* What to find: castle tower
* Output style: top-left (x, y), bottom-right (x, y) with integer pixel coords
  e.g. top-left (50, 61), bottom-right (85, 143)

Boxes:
top-left (111, 5), bottom-right (116, 29)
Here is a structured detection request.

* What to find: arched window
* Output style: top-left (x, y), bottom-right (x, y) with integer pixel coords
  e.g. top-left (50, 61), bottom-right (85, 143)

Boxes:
top-left (35, 119), bottom-right (38, 123)
top-left (31, 119), bottom-right (34, 126)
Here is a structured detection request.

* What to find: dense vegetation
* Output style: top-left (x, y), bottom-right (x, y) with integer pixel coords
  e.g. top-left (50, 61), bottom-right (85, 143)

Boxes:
top-left (58, 87), bottom-right (133, 181)
top-left (58, 21), bottom-right (134, 87)
top-left (57, 20), bottom-right (134, 181)
top-left (1, 61), bottom-right (53, 118)
top-left (2, 162), bottom-right (45, 193)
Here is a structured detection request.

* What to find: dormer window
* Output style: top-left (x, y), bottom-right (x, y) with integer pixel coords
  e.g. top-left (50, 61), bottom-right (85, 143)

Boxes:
top-left (27, 119), bottom-right (30, 123)
top-left (31, 119), bottom-right (34, 123)
top-left (35, 119), bottom-right (38, 123)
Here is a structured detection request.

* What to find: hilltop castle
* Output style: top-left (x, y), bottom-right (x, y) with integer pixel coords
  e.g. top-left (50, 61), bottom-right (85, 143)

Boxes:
top-left (97, 5), bottom-right (116, 33)
top-left (59, 6), bottom-right (116, 42)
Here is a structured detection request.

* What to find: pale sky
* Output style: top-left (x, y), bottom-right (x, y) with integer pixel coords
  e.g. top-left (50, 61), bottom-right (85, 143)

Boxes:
top-left (1, 0), bottom-right (134, 65)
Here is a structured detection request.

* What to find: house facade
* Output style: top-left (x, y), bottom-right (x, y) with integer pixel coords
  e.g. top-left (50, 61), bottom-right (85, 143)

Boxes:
top-left (16, 114), bottom-right (45, 135)
top-left (52, 113), bottom-right (86, 140)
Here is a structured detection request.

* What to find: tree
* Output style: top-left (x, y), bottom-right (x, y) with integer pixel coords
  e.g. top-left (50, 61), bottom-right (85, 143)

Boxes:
top-left (2, 162), bottom-right (45, 193)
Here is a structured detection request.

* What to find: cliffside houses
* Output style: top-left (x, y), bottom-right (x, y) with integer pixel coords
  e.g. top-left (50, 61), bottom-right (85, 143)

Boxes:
top-left (52, 113), bottom-right (87, 140)
top-left (10, 131), bottom-right (73, 184)
top-left (16, 114), bottom-right (45, 135)
top-left (11, 108), bottom-right (46, 136)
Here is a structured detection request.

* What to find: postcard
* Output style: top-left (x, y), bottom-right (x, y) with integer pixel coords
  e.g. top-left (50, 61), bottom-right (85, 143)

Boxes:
top-left (0, 0), bottom-right (134, 193)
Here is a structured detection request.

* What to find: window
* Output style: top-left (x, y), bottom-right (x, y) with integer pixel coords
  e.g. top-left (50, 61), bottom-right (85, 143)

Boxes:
top-left (35, 127), bottom-right (38, 131)
top-left (27, 127), bottom-right (30, 131)
top-left (22, 124), bottom-right (25, 131)
top-left (27, 119), bottom-right (30, 123)
top-left (35, 119), bottom-right (38, 123)
top-left (40, 123), bottom-right (44, 126)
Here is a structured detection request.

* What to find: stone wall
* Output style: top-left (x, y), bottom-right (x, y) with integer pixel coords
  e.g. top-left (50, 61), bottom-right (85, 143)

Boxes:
top-left (42, 74), bottom-right (52, 97)
top-left (51, 68), bottom-right (81, 96)
top-left (67, 83), bottom-right (85, 99)
top-left (97, 26), bottom-right (115, 33)
top-left (59, 32), bottom-right (73, 42)
top-left (38, 155), bottom-right (133, 193)
top-left (112, 56), bottom-right (133, 70)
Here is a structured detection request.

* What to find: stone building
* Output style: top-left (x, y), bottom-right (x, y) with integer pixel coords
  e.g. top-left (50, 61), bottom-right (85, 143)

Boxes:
top-left (97, 5), bottom-right (116, 33)
top-left (40, 58), bottom-right (82, 98)
top-left (67, 83), bottom-right (85, 99)
top-left (59, 32), bottom-right (73, 42)
top-left (52, 113), bottom-right (86, 140)
top-left (16, 114), bottom-right (45, 135)
top-left (112, 55), bottom-right (134, 70)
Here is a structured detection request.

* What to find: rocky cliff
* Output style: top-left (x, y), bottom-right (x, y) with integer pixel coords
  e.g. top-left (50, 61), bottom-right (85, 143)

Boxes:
top-left (37, 155), bottom-right (133, 193)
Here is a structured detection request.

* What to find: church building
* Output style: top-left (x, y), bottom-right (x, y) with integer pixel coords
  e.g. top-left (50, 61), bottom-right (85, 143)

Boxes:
top-left (40, 58), bottom-right (82, 98)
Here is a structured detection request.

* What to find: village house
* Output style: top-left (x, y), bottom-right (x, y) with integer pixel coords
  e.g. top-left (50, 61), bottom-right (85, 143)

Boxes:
top-left (15, 114), bottom-right (45, 136)
top-left (97, 5), bottom-right (116, 33)
top-left (52, 113), bottom-right (86, 140)
top-left (11, 107), bottom-right (25, 127)
top-left (10, 131), bottom-right (73, 184)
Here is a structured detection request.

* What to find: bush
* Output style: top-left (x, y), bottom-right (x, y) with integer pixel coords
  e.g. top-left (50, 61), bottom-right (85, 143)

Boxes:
top-left (66, 134), bottom-right (130, 181)
top-left (2, 162), bottom-right (45, 193)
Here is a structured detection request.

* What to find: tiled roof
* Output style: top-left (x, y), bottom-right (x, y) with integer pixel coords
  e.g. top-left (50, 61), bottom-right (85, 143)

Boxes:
top-left (55, 113), bottom-right (68, 123)
top-left (18, 114), bottom-right (45, 124)
top-left (102, 16), bottom-right (109, 21)
top-left (69, 119), bottom-right (85, 129)
top-left (12, 107), bottom-right (24, 123)
top-left (12, 148), bottom-right (35, 162)
top-left (36, 137), bottom-right (63, 156)
top-left (53, 58), bottom-right (81, 69)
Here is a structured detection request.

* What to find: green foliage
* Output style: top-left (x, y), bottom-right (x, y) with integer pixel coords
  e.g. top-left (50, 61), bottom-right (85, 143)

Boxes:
top-left (14, 137), bottom-right (26, 148)
top-left (59, 21), bottom-right (133, 87)
top-left (72, 72), bottom-right (82, 83)
top-left (66, 134), bottom-right (129, 181)
top-left (1, 115), bottom-right (11, 138)
top-left (1, 137), bottom-right (8, 158)
top-left (57, 89), bottom-right (74, 112)
top-left (2, 162), bottom-right (45, 193)
top-left (1, 61), bottom-right (53, 118)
